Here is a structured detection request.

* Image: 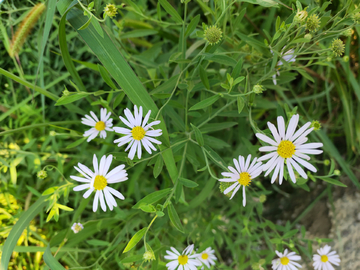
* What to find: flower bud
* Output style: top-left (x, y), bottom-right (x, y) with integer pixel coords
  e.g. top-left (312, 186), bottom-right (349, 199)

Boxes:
top-left (342, 28), bottom-right (353, 37)
top-left (104, 3), bottom-right (117, 18)
top-left (204, 25), bottom-right (222, 45)
top-left (323, 159), bottom-right (330, 166)
top-left (294, 10), bottom-right (308, 24)
top-left (37, 170), bottom-right (47, 179)
top-left (334, 170), bottom-right (341, 176)
top-left (304, 33), bottom-right (312, 40)
top-left (343, 55), bottom-right (349, 62)
top-left (143, 250), bottom-right (155, 262)
top-left (331, 39), bottom-right (345, 57)
top-left (253, 84), bottom-right (264, 94)
top-left (306, 14), bottom-right (320, 32)
top-left (311, 120), bottom-right (321, 131)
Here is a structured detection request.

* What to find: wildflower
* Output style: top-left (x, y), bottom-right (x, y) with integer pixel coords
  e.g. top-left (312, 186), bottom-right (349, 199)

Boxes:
top-left (197, 247), bottom-right (217, 269)
top-left (164, 244), bottom-right (201, 270)
top-left (114, 105), bottom-right (162, 160)
top-left (272, 249), bottom-right (302, 270)
top-left (306, 14), bottom-right (321, 32)
top-left (256, 114), bottom-right (323, 184)
top-left (311, 120), bottom-right (321, 131)
top-left (143, 250), bottom-right (155, 262)
top-left (313, 245), bottom-right (340, 270)
top-left (104, 3), bottom-right (117, 18)
top-left (271, 48), bottom-right (296, 85)
top-left (71, 222), bottom-right (84, 233)
top-left (253, 84), bottom-right (265, 94)
top-left (331, 39), bottom-right (345, 56)
top-left (37, 170), bottom-right (47, 179)
top-left (218, 154), bottom-right (263, 206)
top-left (204, 25), bottom-right (222, 45)
top-left (82, 108), bottom-right (113, 142)
top-left (294, 10), bottom-right (308, 24)
top-left (70, 154), bottom-right (128, 212)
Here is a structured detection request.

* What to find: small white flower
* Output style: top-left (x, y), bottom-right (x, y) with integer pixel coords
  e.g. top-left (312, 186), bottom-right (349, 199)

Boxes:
top-left (219, 154), bottom-right (263, 206)
top-left (256, 114), bottom-right (323, 184)
top-left (164, 244), bottom-right (202, 270)
top-left (71, 222), bottom-right (84, 233)
top-left (198, 247), bottom-right (217, 269)
top-left (70, 154), bottom-right (128, 212)
top-left (114, 105), bottom-right (162, 160)
top-left (272, 249), bottom-right (302, 270)
top-left (271, 48), bottom-right (296, 85)
top-left (313, 245), bottom-right (340, 270)
top-left (81, 108), bottom-right (113, 142)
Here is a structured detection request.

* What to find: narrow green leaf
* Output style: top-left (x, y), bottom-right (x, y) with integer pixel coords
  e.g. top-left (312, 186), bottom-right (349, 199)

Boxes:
top-left (86, 239), bottom-right (111, 246)
top-left (121, 255), bottom-right (144, 263)
top-left (317, 177), bottom-right (347, 187)
top-left (158, 0), bottom-right (183, 23)
top-left (55, 92), bottom-right (89, 106)
top-left (113, 92), bottom-right (126, 109)
top-left (132, 188), bottom-right (172, 209)
top-left (185, 14), bottom-right (200, 37)
top-left (179, 177), bottom-right (198, 188)
top-left (167, 203), bottom-right (184, 233)
top-left (237, 96), bottom-right (245, 114)
top-left (204, 54), bottom-right (237, 66)
top-left (200, 122), bottom-right (237, 133)
top-left (202, 145), bottom-right (228, 171)
top-left (283, 229), bottom-right (298, 239)
top-left (66, 137), bottom-right (87, 149)
top-left (189, 95), bottom-right (220, 111)
top-left (199, 65), bottom-right (210, 89)
top-left (1, 197), bottom-right (47, 270)
top-left (123, 227), bottom-right (147, 253)
top-left (43, 245), bottom-right (66, 270)
top-left (153, 155), bottom-right (164, 178)
top-left (191, 123), bottom-right (204, 147)
top-left (97, 64), bottom-right (117, 89)
top-left (78, 16), bottom-right (92, 30)
top-left (121, 29), bottom-right (158, 39)
top-left (90, 18), bottom-right (104, 38)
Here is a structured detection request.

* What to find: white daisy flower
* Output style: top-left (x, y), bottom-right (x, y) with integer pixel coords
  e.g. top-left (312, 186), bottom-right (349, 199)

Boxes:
top-left (114, 105), bottom-right (162, 160)
top-left (313, 245), bottom-right (340, 270)
top-left (218, 154), bottom-right (263, 206)
top-left (256, 114), bottom-right (323, 184)
top-left (71, 222), bottom-right (84, 233)
top-left (198, 247), bottom-right (217, 269)
top-left (81, 108), bottom-right (113, 142)
top-left (70, 154), bottom-right (128, 212)
top-left (271, 48), bottom-right (296, 85)
top-left (164, 244), bottom-right (202, 270)
top-left (272, 249), bottom-right (302, 270)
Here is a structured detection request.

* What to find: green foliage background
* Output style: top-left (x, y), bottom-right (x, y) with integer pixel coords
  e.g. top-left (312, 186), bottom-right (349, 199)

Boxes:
top-left (0, 0), bottom-right (359, 269)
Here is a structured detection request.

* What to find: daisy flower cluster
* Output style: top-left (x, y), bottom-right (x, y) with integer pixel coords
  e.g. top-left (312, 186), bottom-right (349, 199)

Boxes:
top-left (219, 114), bottom-right (323, 206)
top-left (165, 244), bottom-right (217, 270)
top-left (272, 246), bottom-right (340, 270)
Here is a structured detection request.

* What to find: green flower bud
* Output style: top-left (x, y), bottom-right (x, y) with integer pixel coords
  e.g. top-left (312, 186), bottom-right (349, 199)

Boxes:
top-left (326, 57), bottom-right (332, 62)
top-left (352, 12), bottom-right (360, 24)
top-left (204, 25), bottom-right (222, 45)
top-left (306, 14), bottom-right (321, 32)
top-left (334, 170), bottom-right (341, 176)
top-left (219, 182), bottom-right (233, 198)
top-left (37, 170), bottom-right (47, 179)
top-left (331, 39), bottom-right (345, 57)
top-left (342, 28), bottom-right (353, 37)
top-left (259, 194), bottom-right (267, 203)
top-left (49, 131), bottom-right (57, 136)
top-left (304, 33), bottom-right (312, 40)
top-left (311, 120), bottom-right (321, 131)
top-left (143, 250), bottom-right (155, 262)
top-left (104, 3), bottom-right (117, 18)
top-left (294, 10), bottom-right (308, 24)
top-left (62, 89), bottom-right (70, 96)
top-left (253, 84), bottom-right (265, 94)
top-left (323, 159), bottom-right (330, 166)
top-left (343, 55), bottom-right (349, 62)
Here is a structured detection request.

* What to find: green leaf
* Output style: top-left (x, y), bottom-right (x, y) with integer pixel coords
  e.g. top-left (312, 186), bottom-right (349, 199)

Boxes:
top-left (202, 145), bottom-right (228, 171)
top-left (43, 245), bottom-right (66, 270)
top-left (78, 16), bottom-right (92, 30)
top-left (140, 204), bottom-right (157, 213)
top-left (90, 18), bottom-right (104, 38)
top-left (113, 92), bottom-right (126, 109)
top-left (317, 177), bottom-right (347, 187)
top-left (66, 137), bottom-right (87, 149)
top-left (123, 227), bottom-right (147, 253)
top-left (290, 38), bottom-right (311, 44)
top-left (121, 255), bottom-right (144, 264)
top-left (167, 203), bottom-right (184, 233)
top-left (240, 0), bottom-right (279, 8)
top-left (185, 14), bottom-right (200, 37)
top-left (204, 54), bottom-right (237, 66)
top-left (158, 0), bottom-right (183, 23)
top-left (179, 177), bottom-right (198, 188)
top-left (98, 64), bottom-right (117, 89)
top-left (86, 239), bottom-right (111, 246)
top-left (189, 95), bottom-right (220, 111)
top-left (200, 122), bottom-right (237, 133)
top-left (55, 92), bottom-right (89, 106)
top-left (283, 229), bottom-right (298, 239)
top-left (1, 197), bottom-right (47, 270)
top-left (153, 155), bottom-right (164, 178)
top-left (121, 29), bottom-right (158, 39)
top-left (132, 188), bottom-right (172, 209)
top-left (191, 123), bottom-right (204, 146)
top-left (199, 65), bottom-right (210, 89)
top-left (237, 96), bottom-right (245, 114)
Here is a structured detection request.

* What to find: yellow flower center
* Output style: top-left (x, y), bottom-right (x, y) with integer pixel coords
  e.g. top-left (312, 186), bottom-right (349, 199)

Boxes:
top-left (201, 253), bottom-right (209, 260)
top-left (74, 224), bottom-right (82, 232)
top-left (178, 255), bottom-right (188, 265)
top-left (238, 172), bottom-right (251, 186)
top-left (280, 257), bottom-right (290, 265)
top-left (321, 255), bottom-right (328, 262)
top-left (131, 126), bottom-right (146, 140)
top-left (277, 140), bottom-right (296, 158)
top-left (95, 121), bottom-right (106, 131)
top-left (93, 175), bottom-right (107, 190)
